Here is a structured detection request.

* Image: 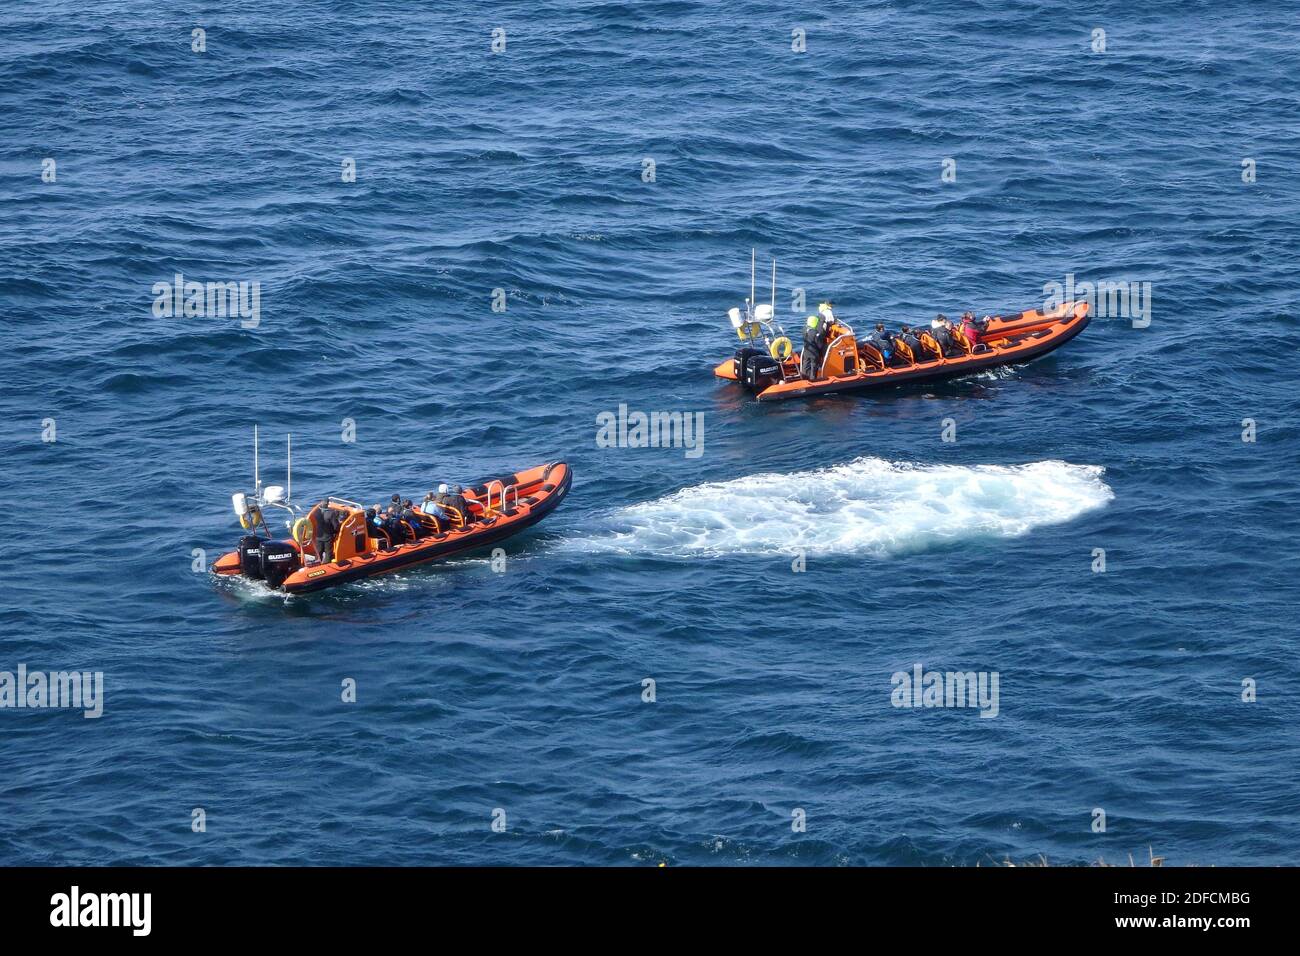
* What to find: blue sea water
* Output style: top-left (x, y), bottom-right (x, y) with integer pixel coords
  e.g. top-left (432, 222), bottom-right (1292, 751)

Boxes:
top-left (2, 0), bottom-right (1298, 866)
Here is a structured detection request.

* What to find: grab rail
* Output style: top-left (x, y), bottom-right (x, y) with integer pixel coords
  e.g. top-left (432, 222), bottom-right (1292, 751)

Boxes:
top-left (483, 480), bottom-right (503, 513)
top-left (482, 480), bottom-right (519, 514)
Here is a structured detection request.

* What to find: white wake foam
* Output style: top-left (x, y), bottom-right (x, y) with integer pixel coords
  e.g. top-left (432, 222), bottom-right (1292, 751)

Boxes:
top-left (576, 458), bottom-right (1113, 558)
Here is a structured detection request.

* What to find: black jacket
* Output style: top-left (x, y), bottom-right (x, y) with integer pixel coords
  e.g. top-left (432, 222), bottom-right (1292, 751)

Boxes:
top-left (317, 506), bottom-right (342, 541)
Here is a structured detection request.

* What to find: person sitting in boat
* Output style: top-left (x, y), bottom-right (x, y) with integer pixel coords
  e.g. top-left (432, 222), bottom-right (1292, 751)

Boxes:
top-left (930, 313), bottom-right (948, 332)
top-left (865, 322), bottom-right (894, 360)
top-left (951, 316), bottom-right (972, 348)
top-left (364, 506), bottom-right (391, 549)
top-left (400, 499), bottom-right (425, 539)
top-left (421, 487), bottom-right (448, 518)
top-left (395, 505), bottom-right (415, 541)
top-left (443, 485), bottom-right (473, 526)
top-left (928, 319), bottom-right (958, 357)
top-left (424, 484), bottom-right (460, 531)
top-left (382, 505), bottom-right (408, 545)
top-left (408, 498), bottom-right (436, 538)
top-left (895, 324), bottom-right (923, 363)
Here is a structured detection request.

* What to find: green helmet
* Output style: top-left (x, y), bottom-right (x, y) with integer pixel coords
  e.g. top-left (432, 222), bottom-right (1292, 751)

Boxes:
top-left (806, 315), bottom-right (820, 329)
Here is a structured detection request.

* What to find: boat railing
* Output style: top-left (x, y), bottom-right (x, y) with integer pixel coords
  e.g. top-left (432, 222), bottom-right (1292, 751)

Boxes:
top-left (482, 480), bottom-right (518, 514)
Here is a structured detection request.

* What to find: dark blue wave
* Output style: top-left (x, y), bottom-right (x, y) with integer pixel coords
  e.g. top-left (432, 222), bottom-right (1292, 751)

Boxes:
top-left (1, 0), bottom-right (1298, 867)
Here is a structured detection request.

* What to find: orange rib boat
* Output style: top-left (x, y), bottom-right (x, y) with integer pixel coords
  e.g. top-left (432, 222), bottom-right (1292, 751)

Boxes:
top-left (717, 296), bottom-right (1090, 402)
top-left (213, 460), bottom-right (571, 595)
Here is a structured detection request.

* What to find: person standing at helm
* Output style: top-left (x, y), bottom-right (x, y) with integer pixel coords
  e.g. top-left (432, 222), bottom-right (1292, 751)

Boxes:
top-left (801, 310), bottom-right (832, 379)
top-left (818, 301), bottom-right (843, 342)
top-left (313, 498), bottom-right (342, 565)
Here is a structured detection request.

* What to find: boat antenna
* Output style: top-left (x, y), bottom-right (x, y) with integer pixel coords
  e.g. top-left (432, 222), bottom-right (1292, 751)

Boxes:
top-left (254, 424), bottom-right (261, 496)
top-left (750, 248), bottom-right (756, 320)
top-left (770, 257), bottom-right (777, 319)
top-left (286, 433), bottom-right (292, 503)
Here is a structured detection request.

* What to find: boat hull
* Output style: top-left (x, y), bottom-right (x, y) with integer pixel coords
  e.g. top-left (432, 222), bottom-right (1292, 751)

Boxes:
top-left (717, 302), bottom-right (1090, 401)
top-left (213, 461), bottom-right (572, 594)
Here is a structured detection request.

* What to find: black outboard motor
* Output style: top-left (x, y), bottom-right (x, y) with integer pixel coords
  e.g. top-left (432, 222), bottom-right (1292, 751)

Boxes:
top-left (734, 347), bottom-right (781, 391)
top-left (238, 534), bottom-right (267, 579)
top-left (733, 346), bottom-right (761, 379)
top-left (746, 353), bottom-right (782, 390)
top-left (261, 540), bottom-right (302, 589)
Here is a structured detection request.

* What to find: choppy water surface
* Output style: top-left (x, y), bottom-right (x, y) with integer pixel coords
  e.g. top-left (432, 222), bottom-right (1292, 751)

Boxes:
top-left (1, 1), bottom-right (1297, 865)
